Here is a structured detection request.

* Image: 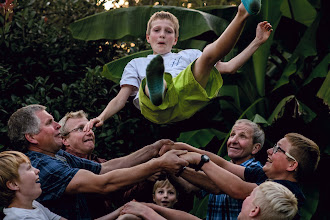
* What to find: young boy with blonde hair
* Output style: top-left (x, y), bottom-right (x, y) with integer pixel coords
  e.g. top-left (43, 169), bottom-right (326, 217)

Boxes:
top-left (118, 181), bottom-right (298, 220)
top-left (0, 151), bottom-right (64, 220)
top-left (153, 178), bottom-right (178, 208)
top-left (85, 0), bottom-right (273, 127)
top-left (238, 181), bottom-right (298, 220)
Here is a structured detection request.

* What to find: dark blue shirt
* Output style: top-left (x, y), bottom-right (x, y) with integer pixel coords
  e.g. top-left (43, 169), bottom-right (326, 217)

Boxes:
top-left (26, 150), bottom-right (101, 220)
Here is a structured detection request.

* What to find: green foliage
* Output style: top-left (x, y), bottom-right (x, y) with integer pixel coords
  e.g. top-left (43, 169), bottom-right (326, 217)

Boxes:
top-left (0, 0), bottom-right (329, 219)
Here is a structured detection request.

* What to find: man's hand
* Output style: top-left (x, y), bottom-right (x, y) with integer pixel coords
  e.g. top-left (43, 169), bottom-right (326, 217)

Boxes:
top-left (148, 139), bottom-right (174, 157)
top-left (180, 152), bottom-right (202, 166)
top-left (158, 150), bottom-right (189, 175)
top-left (83, 117), bottom-right (103, 132)
top-left (159, 142), bottom-right (193, 156)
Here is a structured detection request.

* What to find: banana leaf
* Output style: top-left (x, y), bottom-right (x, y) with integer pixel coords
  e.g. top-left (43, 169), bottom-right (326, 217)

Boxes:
top-left (273, 13), bottom-right (320, 91)
top-left (316, 71), bottom-right (330, 107)
top-left (69, 5), bottom-right (228, 42)
top-left (176, 128), bottom-right (227, 148)
top-left (280, 0), bottom-right (317, 27)
top-left (303, 53), bottom-right (330, 86)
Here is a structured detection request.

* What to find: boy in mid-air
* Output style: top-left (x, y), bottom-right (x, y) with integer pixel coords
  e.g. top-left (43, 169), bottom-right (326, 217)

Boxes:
top-left (85, 0), bottom-right (272, 126)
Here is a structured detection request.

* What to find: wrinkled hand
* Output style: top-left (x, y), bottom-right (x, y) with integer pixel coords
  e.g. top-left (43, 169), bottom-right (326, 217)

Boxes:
top-left (255, 21), bottom-right (273, 44)
top-left (159, 142), bottom-right (192, 156)
top-left (149, 139), bottom-right (174, 156)
top-left (83, 117), bottom-right (103, 132)
top-left (120, 201), bottom-right (151, 218)
top-left (180, 152), bottom-right (202, 165)
top-left (117, 213), bottom-right (142, 220)
top-left (158, 149), bottom-right (189, 175)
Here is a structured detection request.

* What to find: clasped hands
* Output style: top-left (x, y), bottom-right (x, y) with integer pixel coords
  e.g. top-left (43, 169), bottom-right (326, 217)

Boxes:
top-left (159, 141), bottom-right (203, 175)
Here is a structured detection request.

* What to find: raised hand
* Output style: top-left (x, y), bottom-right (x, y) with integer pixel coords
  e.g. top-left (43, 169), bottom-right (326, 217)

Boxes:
top-left (158, 150), bottom-right (189, 175)
top-left (255, 21), bottom-right (273, 45)
top-left (159, 142), bottom-right (193, 156)
top-left (179, 152), bottom-right (202, 166)
top-left (149, 139), bottom-right (174, 155)
top-left (83, 117), bottom-right (103, 132)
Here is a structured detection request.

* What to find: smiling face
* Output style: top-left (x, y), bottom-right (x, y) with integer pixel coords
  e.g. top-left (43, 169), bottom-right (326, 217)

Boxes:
top-left (153, 185), bottom-right (178, 208)
top-left (62, 117), bottom-right (95, 155)
top-left (263, 137), bottom-right (296, 180)
top-left (16, 162), bottom-right (42, 201)
top-left (146, 19), bottom-right (178, 55)
top-left (227, 123), bottom-right (259, 164)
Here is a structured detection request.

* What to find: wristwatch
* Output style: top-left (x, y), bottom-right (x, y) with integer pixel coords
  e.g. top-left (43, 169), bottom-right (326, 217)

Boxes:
top-left (195, 154), bottom-right (210, 171)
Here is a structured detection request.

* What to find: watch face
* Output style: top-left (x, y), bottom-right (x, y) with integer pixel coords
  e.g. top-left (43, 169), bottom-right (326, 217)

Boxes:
top-left (202, 155), bottom-right (210, 162)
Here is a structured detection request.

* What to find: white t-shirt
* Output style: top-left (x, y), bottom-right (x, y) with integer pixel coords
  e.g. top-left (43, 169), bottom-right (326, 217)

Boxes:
top-left (3, 200), bottom-right (61, 220)
top-left (120, 49), bottom-right (202, 109)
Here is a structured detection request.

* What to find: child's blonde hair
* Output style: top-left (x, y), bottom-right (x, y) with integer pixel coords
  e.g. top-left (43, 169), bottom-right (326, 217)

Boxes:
top-left (153, 178), bottom-right (177, 195)
top-left (146, 11), bottom-right (180, 38)
top-left (0, 151), bottom-right (30, 207)
top-left (253, 181), bottom-right (298, 220)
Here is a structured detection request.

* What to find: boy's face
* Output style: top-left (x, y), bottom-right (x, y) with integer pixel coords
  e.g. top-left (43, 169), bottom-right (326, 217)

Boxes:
top-left (146, 19), bottom-right (178, 55)
top-left (153, 185), bottom-right (178, 208)
top-left (15, 162), bottom-right (42, 200)
top-left (238, 187), bottom-right (258, 219)
top-left (263, 137), bottom-right (295, 179)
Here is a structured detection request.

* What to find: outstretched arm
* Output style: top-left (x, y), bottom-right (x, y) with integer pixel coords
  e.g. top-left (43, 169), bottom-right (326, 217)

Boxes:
top-left (160, 142), bottom-right (245, 179)
top-left (84, 85), bottom-right (135, 131)
top-left (180, 152), bottom-right (257, 200)
top-left (66, 150), bottom-right (189, 195)
top-left (120, 202), bottom-right (166, 220)
top-left (216, 21), bottom-right (273, 74)
top-left (142, 203), bottom-right (201, 220)
top-left (100, 139), bottom-right (174, 173)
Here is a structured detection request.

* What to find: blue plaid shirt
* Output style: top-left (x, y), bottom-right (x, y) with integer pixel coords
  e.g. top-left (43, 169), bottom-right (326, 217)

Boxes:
top-left (26, 149), bottom-right (101, 220)
top-left (201, 158), bottom-right (262, 220)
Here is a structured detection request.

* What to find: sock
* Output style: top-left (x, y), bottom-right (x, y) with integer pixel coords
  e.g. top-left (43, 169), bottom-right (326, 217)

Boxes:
top-left (146, 55), bottom-right (165, 106)
top-left (242, 0), bottom-right (261, 15)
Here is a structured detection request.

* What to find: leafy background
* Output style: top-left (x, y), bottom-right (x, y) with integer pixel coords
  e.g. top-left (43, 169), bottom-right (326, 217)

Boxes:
top-left (0, 0), bottom-right (329, 219)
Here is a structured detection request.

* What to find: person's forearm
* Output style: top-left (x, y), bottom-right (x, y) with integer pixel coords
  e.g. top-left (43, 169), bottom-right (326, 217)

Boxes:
top-left (180, 167), bottom-right (221, 194)
top-left (101, 159), bottom-right (162, 193)
top-left (70, 159), bottom-right (163, 194)
top-left (216, 37), bottom-right (263, 74)
top-left (98, 96), bottom-right (126, 122)
top-left (201, 161), bottom-right (257, 200)
top-left (174, 143), bottom-right (229, 168)
top-left (100, 145), bottom-right (158, 173)
top-left (146, 203), bottom-right (201, 220)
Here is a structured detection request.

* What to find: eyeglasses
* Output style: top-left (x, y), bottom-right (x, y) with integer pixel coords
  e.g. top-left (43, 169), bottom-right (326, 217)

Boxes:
top-left (272, 144), bottom-right (297, 161)
top-left (61, 126), bottom-right (95, 136)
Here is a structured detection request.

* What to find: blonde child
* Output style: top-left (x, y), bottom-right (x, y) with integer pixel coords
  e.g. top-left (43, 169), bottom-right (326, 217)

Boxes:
top-left (85, 0), bottom-right (272, 127)
top-left (118, 181), bottom-right (298, 220)
top-left (0, 151), bottom-right (134, 220)
top-left (152, 178), bottom-right (178, 208)
top-left (0, 151), bottom-right (65, 220)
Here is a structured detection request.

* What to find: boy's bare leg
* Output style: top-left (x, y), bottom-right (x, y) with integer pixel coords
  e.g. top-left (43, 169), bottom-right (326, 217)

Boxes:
top-left (193, 1), bottom-right (260, 88)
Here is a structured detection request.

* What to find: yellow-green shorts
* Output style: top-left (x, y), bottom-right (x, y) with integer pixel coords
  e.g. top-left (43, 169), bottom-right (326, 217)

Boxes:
top-left (139, 61), bottom-right (223, 124)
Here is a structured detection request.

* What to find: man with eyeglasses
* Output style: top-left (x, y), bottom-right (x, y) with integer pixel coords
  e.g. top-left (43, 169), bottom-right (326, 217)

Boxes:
top-left (7, 104), bottom-right (188, 220)
top-left (161, 132), bottom-right (320, 219)
top-left (58, 110), bottom-right (163, 218)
